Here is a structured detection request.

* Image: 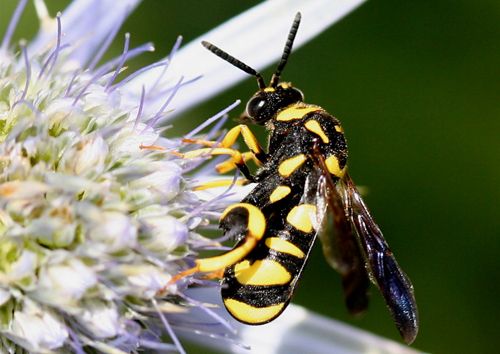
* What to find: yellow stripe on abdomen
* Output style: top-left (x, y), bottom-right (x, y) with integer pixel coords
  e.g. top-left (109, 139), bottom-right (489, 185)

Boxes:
top-left (269, 185), bottom-right (291, 203)
top-left (223, 298), bottom-right (285, 324)
top-left (286, 204), bottom-right (317, 233)
top-left (265, 237), bottom-right (305, 258)
top-left (234, 259), bottom-right (291, 286)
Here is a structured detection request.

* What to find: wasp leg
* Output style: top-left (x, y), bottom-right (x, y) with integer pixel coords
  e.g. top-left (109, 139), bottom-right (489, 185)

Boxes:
top-left (216, 151), bottom-right (262, 174)
top-left (201, 269), bottom-right (226, 280)
top-left (221, 125), bottom-right (267, 163)
top-left (183, 147), bottom-right (255, 181)
top-left (157, 203), bottom-right (266, 295)
top-left (139, 144), bottom-right (183, 157)
top-left (193, 178), bottom-right (250, 191)
top-left (184, 124), bottom-right (268, 163)
top-left (184, 125), bottom-right (268, 179)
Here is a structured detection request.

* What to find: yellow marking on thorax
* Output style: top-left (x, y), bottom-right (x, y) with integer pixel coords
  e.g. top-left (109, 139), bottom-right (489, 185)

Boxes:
top-left (286, 204), bottom-right (317, 233)
top-left (334, 125), bottom-right (344, 133)
top-left (263, 87), bottom-right (275, 92)
top-left (276, 105), bottom-right (321, 121)
top-left (223, 299), bottom-right (284, 324)
top-left (269, 185), bottom-right (291, 203)
top-left (325, 155), bottom-right (346, 178)
top-left (234, 259), bottom-right (291, 286)
top-left (278, 154), bottom-right (307, 177)
top-left (265, 237), bottom-right (305, 258)
top-left (304, 120), bottom-right (330, 143)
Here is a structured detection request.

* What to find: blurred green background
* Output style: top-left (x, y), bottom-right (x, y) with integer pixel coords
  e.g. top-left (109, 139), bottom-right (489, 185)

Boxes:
top-left (2, 1), bottom-right (498, 353)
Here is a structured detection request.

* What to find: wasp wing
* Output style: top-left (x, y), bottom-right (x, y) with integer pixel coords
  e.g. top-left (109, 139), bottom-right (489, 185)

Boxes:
top-left (311, 146), bottom-right (418, 344)
top-left (338, 173), bottom-right (419, 344)
top-left (316, 172), bottom-right (371, 316)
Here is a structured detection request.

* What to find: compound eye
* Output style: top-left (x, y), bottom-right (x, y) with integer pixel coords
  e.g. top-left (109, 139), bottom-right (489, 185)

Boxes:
top-left (245, 95), bottom-right (267, 120)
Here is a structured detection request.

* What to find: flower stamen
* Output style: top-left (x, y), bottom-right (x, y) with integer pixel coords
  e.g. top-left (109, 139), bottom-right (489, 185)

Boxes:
top-left (146, 76), bottom-right (184, 129)
top-left (152, 299), bottom-right (187, 354)
top-left (0, 0), bottom-right (28, 53)
top-left (134, 85), bottom-right (146, 129)
top-left (106, 32), bottom-right (130, 90)
top-left (13, 42), bottom-right (31, 108)
top-left (151, 35), bottom-right (184, 92)
top-left (38, 12), bottom-right (63, 79)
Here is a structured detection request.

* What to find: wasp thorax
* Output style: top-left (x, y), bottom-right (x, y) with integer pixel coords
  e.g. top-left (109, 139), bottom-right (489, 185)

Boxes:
top-left (245, 84), bottom-right (304, 125)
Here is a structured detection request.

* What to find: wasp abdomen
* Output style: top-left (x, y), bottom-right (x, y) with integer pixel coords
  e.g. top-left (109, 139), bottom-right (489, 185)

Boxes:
top-left (222, 179), bottom-right (321, 324)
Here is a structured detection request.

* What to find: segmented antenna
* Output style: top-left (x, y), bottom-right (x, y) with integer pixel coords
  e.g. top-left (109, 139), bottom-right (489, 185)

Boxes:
top-left (202, 41), bottom-right (266, 89)
top-left (270, 12), bottom-right (302, 87)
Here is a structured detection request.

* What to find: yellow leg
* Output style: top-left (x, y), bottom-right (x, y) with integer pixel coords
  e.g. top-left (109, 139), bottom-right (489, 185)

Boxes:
top-left (193, 178), bottom-right (249, 191)
top-left (216, 151), bottom-right (262, 174)
top-left (157, 203), bottom-right (266, 295)
top-left (184, 125), bottom-right (266, 163)
top-left (182, 147), bottom-right (245, 165)
top-left (221, 125), bottom-right (264, 157)
top-left (140, 143), bottom-right (166, 151)
top-left (139, 144), bottom-right (183, 157)
top-left (182, 138), bottom-right (217, 147)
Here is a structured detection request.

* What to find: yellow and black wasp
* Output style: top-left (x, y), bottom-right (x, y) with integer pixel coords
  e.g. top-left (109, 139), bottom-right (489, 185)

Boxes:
top-left (169, 12), bottom-right (418, 344)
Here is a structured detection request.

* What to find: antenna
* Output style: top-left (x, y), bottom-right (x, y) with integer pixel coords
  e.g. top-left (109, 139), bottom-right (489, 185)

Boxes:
top-left (202, 41), bottom-right (266, 89)
top-left (270, 12), bottom-right (302, 87)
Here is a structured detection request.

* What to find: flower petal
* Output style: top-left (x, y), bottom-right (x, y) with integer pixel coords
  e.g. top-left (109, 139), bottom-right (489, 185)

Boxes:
top-left (9, 300), bottom-right (68, 351)
top-left (79, 301), bottom-right (121, 339)
top-left (182, 287), bottom-right (426, 354)
top-left (29, 0), bottom-right (141, 66)
top-left (31, 255), bottom-right (97, 309)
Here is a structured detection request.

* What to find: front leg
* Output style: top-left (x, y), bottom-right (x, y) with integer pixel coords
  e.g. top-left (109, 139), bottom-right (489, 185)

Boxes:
top-left (182, 147), bottom-right (256, 181)
top-left (185, 124), bottom-right (267, 162)
top-left (184, 124), bottom-right (268, 168)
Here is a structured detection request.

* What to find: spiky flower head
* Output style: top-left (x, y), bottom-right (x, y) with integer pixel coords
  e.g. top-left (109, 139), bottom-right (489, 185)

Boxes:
top-left (0, 8), bottom-right (199, 354)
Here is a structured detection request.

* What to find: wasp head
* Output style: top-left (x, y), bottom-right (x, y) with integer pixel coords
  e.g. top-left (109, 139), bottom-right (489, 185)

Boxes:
top-left (202, 13), bottom-right (303, 125)
top-left (244, 83), bottom-right (304, 124)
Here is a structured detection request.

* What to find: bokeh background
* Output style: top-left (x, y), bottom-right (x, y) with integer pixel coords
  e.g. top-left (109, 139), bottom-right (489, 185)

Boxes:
top-left (2, 1), bottom-right (498, 353)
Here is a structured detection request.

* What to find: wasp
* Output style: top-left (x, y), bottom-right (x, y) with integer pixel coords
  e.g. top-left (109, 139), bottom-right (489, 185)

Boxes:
top-left (168, 12), bottom-right (419, 344)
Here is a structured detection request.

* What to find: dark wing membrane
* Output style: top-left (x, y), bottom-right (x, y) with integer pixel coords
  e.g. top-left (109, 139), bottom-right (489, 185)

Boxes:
top-left (310, 144), bottom-right (370, 315)
top-left (221, 168), bottom-right (327, 324)
top-left (316, 173), bottom-right (371, 315)
top-left (339, 174), bottom-right (419, 344)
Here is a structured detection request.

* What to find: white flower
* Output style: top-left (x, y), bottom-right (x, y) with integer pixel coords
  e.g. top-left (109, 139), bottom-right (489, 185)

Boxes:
top-left (8, 299), bottom-right (68, 352)
top-left (78, 301), bottom-right (121, 339)
top-left (30, 253), bottom-right (97, 310)
top-left (118, 264), bottom-right (171, 298)
top-left (86, 211), bottom-right (138, 254)
top-left (0, 1), bottom-right (403, 354)
top-left (62, 134), bottom-right (109, 176)
top-left (140, 215), bottom-right (189, 253)
top-left (0, 248), bottom-right (37, 287)
top-left (130, 161), bottom-right (183, 203)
